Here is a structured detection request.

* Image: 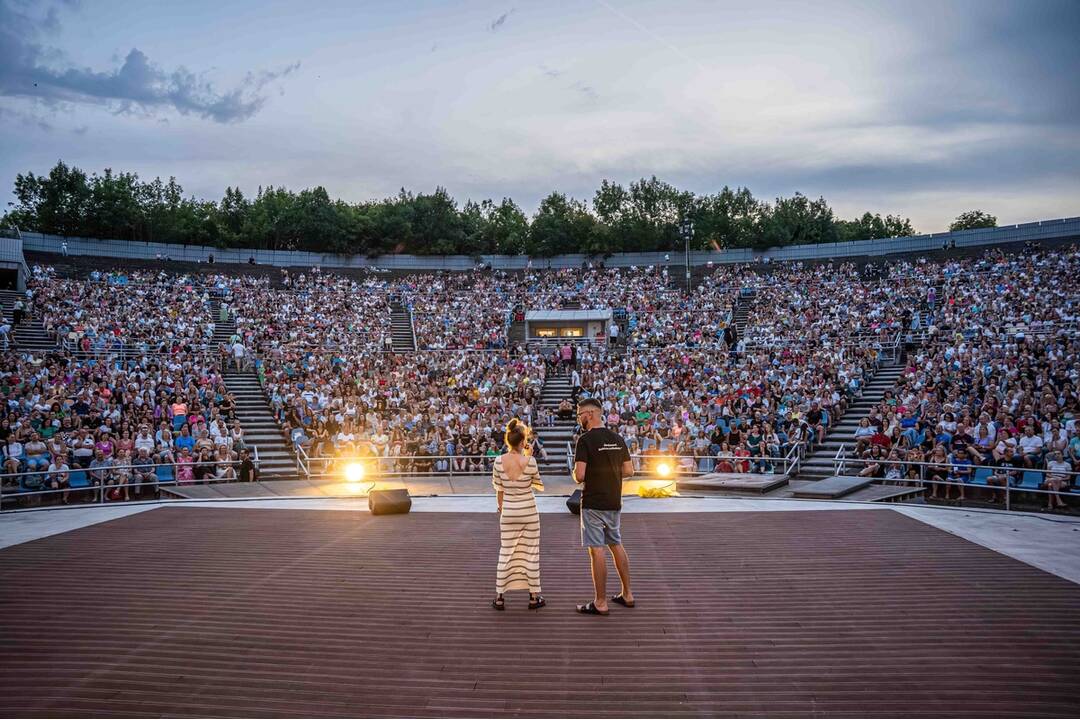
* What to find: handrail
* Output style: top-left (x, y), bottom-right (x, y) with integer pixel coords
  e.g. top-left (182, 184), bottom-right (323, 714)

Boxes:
top-left (834, 443), bottom-right (848, 476)
top-left (290, 451), bottom-right (801, 482)
top-left (831, 454), bottom-right (1080, 511)
top-left (782, 441), bottom-right (805, 476)
top-left (295, 442), bottom-right (309, 478)
top-left (55, 340), bottom-right (227, 362)
top-left (0, 455), bottom-right (255, 511)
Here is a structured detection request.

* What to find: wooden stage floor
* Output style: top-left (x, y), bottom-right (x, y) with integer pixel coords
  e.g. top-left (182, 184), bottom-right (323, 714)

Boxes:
top-left (1, 506), bottom-right (1078, 717)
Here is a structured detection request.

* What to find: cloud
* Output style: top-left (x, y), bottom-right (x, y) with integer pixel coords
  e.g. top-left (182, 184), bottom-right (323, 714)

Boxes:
top-left (0, 105), bottom-right (53, 132)
top-left (571, 81), bottom-right (598, 101)
top-left (489, 8), bottom-right (514, 31)
top-left (0, 0), bottom-right (300, 123)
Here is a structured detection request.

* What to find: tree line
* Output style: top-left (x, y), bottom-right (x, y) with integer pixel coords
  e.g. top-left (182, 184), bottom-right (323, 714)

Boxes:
top-left (2, 160), bottom-right (996, 256)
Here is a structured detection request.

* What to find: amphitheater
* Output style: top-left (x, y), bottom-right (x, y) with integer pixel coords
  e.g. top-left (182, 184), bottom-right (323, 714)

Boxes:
top-left (1, 222), bottom-right (1079, 717)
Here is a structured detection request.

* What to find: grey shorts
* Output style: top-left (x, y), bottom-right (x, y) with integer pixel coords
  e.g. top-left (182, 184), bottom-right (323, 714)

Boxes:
top-left (581, 508), bottom-right (622, 547)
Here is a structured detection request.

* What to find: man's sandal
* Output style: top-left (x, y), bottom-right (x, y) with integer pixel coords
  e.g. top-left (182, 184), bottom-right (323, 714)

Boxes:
top-left (611, 594), bottom-right (635, 608)
top-left (576, 602), bottom-right (609, 616)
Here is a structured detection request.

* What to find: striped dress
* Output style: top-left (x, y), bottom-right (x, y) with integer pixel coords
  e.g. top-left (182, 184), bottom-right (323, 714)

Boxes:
top-left (493, 453), bottom-right (544, 594)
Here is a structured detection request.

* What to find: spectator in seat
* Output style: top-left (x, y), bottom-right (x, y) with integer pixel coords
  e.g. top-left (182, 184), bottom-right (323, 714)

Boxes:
top-left (987, 446), bottom-right (1024, 505)
top-left (1042, 451), bottom-right (1072, 512)
top-left (175, 426), bottom-right (196, 455)
top-left (45, 456), bottom-right (70, 504)
top-left (176, 448), bottom-right (195, 484)
top-left (1018, 425), bottom-right (1045, 468)
top-left (925, 444), bottom-right (950, 501)
top-left (88, 449), bottom-right (113, 501)
top-left (194, 448), bottom-right (216, 481)
top-left (112, 448), bottom-right (133, 501)
top-left (23, 432), bottom-right (49, 474)
top-left (946, 446), bottom-right (980, 503)
top-left (131, 447), bottom-right (158, 499)
top-left (238, 448), bottom-right (257, 483)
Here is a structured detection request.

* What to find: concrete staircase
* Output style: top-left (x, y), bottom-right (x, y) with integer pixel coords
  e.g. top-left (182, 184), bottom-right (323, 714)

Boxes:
top-left (796, 361), bottom-right (906, 480)
top-left (0, 289), bottom-right (57, 352)
top-left (390, 301), bottom-right (416, 352)
top-left (223, 369), bottom-right (297, 480)
top-left (211, 299), bottom-right (237, 347)
top-left (535, 373), bottom-right (576, 470)
top-left (732, 291), bottom-right (754, 336)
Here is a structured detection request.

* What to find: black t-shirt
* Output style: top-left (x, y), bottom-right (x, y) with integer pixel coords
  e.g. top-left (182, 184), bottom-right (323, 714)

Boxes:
top-left (991, 456), bottom-right (1024, 482)
top-left (574, 427), bottom-right (631, 511)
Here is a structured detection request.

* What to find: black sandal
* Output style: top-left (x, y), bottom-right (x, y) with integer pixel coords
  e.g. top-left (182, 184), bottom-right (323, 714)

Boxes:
top-left (611, 594), bottom-right (635, 608)
top-left (492, 596), bottom-right (505, 611)
top-left (576, 601), bottom-right (609, 616)
top-left (529, 595), bottom-right (546, 610)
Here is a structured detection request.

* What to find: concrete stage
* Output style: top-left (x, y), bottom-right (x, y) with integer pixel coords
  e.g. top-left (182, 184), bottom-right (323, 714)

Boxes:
top-left (1, 501), bottom-right (1079, 717)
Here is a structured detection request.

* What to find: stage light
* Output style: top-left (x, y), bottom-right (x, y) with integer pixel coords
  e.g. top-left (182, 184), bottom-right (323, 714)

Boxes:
top-left (656, 462), bottom-right (673, 478)
top-left (344, 462), bottom-right (365, 483)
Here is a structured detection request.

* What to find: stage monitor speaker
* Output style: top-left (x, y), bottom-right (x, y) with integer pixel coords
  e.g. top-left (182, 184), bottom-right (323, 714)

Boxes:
top-left (566, 489), bottom-right (582, 515)
top-left (369, 488), bottom-right (412, 515)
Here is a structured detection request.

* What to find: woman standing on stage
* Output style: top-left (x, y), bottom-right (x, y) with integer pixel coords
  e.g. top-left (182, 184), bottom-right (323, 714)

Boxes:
top-left (491, 419), bottom-right (545, 611)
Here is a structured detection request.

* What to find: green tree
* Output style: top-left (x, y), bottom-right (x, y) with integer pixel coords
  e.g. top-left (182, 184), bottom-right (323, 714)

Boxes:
top-left (219, 186), bottom-right (251, 246)
top-left (836, 212), bottom-right (915, 242)
top-left (9, 161), bottom-right (91, 237)
top-left (528, 192), bottom-right (598, 256)
top-left (0, 161), bottom-right (970, 255)
top-left (756, 193), bottom-right (837, 249)
top-left (692, 186), bottom-right (761, 250)
top-left (949, 210), bottom-right (997, 231)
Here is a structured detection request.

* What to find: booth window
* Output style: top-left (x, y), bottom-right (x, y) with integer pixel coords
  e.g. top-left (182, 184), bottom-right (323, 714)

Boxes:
top-left (560, 327), bottom-right (584, 337)
top-left (535, 328), bottom-right (557, 338)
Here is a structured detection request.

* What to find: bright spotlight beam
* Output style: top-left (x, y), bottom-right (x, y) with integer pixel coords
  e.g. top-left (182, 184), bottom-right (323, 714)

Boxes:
top-left (345, 462), bottom-right (365, 483)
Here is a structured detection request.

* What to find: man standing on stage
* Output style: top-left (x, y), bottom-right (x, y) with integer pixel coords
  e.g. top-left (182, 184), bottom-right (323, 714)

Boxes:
top-left (573, 397), bottom-right (635, 616)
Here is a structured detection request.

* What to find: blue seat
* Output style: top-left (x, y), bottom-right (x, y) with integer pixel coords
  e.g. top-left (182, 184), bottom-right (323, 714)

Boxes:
top-left (19, 473), bottom-right (44, 493)
top-left (157, 464), bottom-right (174, 484)
top-left (68, 470), bottom-right (90, 489)
top-left (641, 438), bottom-right (656, 451)
top-left (1019, 471), bottom-right (1043, 489)
top-left (970, 467), bottom-right (991, 486)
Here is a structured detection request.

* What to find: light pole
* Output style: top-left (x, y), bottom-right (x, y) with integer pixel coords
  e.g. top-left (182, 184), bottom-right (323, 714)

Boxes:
top-left (680, 218), bottom-right (694, 295)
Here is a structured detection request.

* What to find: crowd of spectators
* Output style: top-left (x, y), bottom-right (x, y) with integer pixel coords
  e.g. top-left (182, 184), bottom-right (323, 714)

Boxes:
top-left (2, 244), bottom-right (1076, 512)
top-left (260, 348), bottom-right (548, 475)
top-left (840, 247), bottom-right (1080, 510)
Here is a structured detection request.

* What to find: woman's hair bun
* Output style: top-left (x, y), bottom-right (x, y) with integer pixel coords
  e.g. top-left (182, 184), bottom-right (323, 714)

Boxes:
top-left (504, 418), bottom-right (530, 449)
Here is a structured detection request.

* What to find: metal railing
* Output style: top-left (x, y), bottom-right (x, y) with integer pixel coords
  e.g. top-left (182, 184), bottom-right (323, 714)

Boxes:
top-left (285, 449), bottom-right (803, 481)
top-left (831, 452), bottom-right (1080, 511)
top-left (0, 456), bottom-right (255, 511)
top-left (296, 442), bottom-right (310, 478)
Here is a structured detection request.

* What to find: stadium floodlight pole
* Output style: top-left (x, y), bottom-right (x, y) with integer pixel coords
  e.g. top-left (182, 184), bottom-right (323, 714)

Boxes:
top-left (680, 218), bottom-right (694, 295)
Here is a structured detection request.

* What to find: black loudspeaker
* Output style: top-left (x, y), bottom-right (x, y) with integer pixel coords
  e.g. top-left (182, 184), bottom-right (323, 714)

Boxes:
top-left (368, 488), bottom-right (412, 515)
top-left (566, 489), bottom-right (582, 515)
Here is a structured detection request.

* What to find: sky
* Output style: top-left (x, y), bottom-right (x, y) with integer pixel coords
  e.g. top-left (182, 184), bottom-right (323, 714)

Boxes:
top-left (1, 0), bottom-right (1078, 233)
